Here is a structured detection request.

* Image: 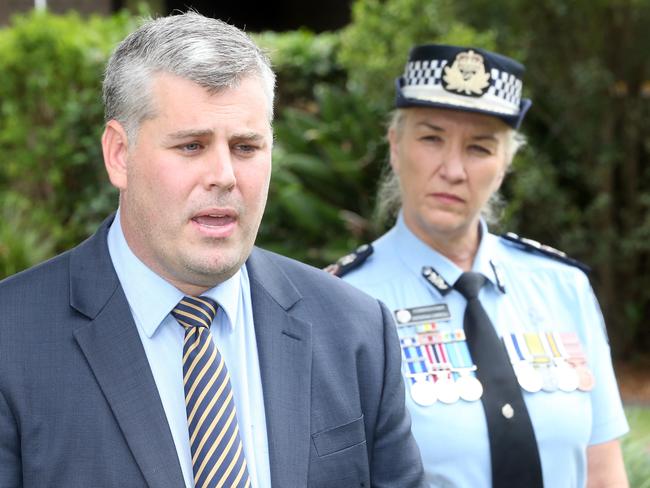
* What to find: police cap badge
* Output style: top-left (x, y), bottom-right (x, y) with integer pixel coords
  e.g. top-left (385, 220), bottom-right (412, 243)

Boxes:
top-left (395, 44), bottom-right (532, 129)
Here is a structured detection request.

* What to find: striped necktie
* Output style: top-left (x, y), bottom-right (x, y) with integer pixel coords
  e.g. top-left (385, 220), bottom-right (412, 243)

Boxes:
top-left (172, 296), bottom-right (251, 488)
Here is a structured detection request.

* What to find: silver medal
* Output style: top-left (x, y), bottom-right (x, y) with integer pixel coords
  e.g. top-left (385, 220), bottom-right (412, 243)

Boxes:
top-left (513, 361), bottom-right (542, 393)
top-left (556, 360), bottom-right (579, 392)
top-left (410, 379), bottom-right (437, 406)
top-left (456, 374), bottom-right (483, 402)
top-left (434, 375), bottom-right (460, 404)
top-left (539, 364), bottom-right (559, 392)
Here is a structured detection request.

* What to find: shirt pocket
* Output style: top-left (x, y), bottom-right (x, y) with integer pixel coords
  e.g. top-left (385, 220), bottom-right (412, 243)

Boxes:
top-left (312, 415), bottom-right (366, 457)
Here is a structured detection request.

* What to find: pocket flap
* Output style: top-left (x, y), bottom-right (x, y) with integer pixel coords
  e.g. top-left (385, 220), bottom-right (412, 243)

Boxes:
top-left (312, 415), bottom-right (366, 457)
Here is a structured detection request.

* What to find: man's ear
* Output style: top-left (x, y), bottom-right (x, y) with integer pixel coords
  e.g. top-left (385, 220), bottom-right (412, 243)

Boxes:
top-left (102, 120), bottom-right (130, 191)
top-left (388, 127), bottom-right (400, 174)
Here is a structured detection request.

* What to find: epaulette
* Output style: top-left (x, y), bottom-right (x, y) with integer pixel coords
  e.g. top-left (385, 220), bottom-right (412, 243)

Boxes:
top-left (500, 232), bottom-right (591, 274)
top-left (323, 244), bottom-right (374, 278)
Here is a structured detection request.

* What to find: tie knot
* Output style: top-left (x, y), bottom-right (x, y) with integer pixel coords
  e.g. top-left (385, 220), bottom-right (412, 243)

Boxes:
top-left (172, 295), bottom-right (218, 329)
top-left (454, 272), bottom-right (487, 300)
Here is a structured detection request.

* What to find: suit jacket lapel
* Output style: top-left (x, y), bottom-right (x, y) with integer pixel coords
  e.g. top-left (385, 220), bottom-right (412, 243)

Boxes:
top-left (247, 249), bottom-right (312, 487)
top-left (69, 217), bottom-right (185, 488)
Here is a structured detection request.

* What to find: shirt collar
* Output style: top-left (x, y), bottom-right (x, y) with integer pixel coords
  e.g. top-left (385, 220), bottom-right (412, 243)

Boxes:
top-left (107, 209), bottom-right (242, 338)
top-left (394, 212), bottom-right (503, 293)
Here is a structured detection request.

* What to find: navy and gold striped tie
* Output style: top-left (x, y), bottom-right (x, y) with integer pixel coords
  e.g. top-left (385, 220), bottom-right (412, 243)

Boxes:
top-left (172, 296), bottom-right (251, 488)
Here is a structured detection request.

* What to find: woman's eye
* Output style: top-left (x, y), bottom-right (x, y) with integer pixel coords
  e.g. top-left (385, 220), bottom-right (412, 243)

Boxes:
top-left (469, 145), bottom-right (492, 155)
top-left (421, 135), bottom-right (442, 143)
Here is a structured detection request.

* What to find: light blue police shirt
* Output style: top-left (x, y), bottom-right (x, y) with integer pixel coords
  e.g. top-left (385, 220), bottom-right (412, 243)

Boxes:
top-left (107, 210), bottom-right (272, 488)
top-left (343, 213), bottom-right (628, 488)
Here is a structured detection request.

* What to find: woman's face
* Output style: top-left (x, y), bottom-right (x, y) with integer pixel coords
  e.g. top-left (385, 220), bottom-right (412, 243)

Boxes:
top-left (389, 107), bottom-right (510, 245)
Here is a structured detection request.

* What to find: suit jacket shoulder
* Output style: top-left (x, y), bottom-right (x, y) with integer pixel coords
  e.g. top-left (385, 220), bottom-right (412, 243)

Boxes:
top-left (0, 217), bottom-right (184, 488)
top-left (247, 247), bottom-right (425, 487)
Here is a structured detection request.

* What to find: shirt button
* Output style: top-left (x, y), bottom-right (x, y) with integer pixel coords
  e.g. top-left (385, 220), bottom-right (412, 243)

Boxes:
top-left (501, 403), bottom-right (514, 419)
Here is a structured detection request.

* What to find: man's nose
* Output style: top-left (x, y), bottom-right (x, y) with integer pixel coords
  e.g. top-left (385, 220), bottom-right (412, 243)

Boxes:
top-left (203, 145), bottom-right (236, 190)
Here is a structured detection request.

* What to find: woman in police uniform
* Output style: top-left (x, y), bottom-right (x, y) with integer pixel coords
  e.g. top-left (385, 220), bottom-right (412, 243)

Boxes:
top-left (336, 44), bottom-right (629, 487)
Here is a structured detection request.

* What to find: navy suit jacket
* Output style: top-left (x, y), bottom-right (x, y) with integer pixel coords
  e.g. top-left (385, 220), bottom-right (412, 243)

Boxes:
top-left (0, 218), bottom-right (424, 487)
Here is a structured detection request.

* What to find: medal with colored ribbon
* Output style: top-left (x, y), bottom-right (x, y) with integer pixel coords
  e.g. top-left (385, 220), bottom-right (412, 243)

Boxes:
top-left (503, 333), bottom-right (543, 393)
top-left (426, 341), bottom-right (460, 404)
top-left (446, 334), bottom-right (483, 401)
top-left (558, 332), bottom-right (595, 391)
top-left (396, 303), bottom-right (485, 405)
top-left (401, 339), bottom-right (437, 406)
top-left (523, 332), bottom-right (559, 392)
top-left (544, 332), bottom-right (579, 392)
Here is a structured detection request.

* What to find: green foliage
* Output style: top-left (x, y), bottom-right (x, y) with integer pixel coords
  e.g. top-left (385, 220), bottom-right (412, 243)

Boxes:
top-left (254, 30), bottom-right (343, 109)
top-left (0, 193), bottom-right (56, 277)
top-left (258, 84), bottom-right (387, 264)
top-left (338, 0), bottom-right (497, 105)
top-left (623, 406), bottom-right (650, 486)
top-left (0, 10), bottom-right (137, 271)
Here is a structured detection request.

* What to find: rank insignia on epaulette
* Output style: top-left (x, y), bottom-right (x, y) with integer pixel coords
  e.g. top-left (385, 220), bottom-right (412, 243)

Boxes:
top-left (500, 232), bottom-right (591, 274)
top-left (421, 266), bottom-right (452, 296)
top-left (324, 243), bottom-right (374, 277)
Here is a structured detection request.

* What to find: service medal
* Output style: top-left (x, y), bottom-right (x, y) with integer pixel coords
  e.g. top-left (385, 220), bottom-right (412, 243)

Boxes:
top-left (504, 333), bottom-right (543, 393)
top-left (434, 373), bottom-right (460, 404)
top-left (576, 364), bottom-right (596, 392)
top-left (539, 364), bottom-right (559, 392)
top-left (559, 332), bottom-right (596, 392)
top-left (555, 360), bottom-right (579, 392)
top-left (410, 377), bottom-right (438, 406)
top-left (456, 374), bottom-right (483, 402)
top-left (513, 361), bottom-right (543, 393)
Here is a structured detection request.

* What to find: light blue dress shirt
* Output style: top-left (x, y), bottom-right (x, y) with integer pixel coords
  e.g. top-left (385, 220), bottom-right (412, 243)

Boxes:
top-left (343, 213), bottom-right (628, 488)
top-left (107, 210), bottom-right (271, 488)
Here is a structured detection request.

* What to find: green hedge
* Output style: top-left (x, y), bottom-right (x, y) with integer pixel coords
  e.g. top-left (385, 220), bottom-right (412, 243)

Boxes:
top-left (0, 10), bottom-right (137, 275)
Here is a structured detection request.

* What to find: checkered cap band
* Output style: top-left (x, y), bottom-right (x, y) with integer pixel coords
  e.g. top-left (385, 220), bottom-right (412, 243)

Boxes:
top-left (488, 68), bottom-right (523, 107)
top-left (402, 60), bottom-right (522, 114)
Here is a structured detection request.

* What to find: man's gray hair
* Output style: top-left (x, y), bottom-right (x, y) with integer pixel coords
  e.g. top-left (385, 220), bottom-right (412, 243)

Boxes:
top-left (103, 11), bottom-right (276, 142)
top-left (376, 109), bottom-right (526, 226)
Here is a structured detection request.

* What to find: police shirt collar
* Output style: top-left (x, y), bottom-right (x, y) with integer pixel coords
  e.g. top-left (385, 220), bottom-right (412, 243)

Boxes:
top-left (394, 213), bottom-right (504, 295)
top-left (473, 219), bottom-right (506, 294)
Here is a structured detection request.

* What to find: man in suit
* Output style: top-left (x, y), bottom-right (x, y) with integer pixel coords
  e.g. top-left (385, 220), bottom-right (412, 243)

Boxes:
top-left (0, 11), bottom-right (424, 488)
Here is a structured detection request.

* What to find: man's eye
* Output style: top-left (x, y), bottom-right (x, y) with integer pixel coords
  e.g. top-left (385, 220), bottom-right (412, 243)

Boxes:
top-left (234, 144), bottom-right (257, 154)
top-left (182, 142), bottom-right (202, 152)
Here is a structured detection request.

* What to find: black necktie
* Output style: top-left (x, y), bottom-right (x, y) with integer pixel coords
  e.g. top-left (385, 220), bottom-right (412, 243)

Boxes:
top-left (454, 272), bottom-right (543, 488)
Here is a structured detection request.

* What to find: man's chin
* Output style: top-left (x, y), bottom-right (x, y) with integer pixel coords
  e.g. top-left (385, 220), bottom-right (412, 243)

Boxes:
top-left (186, 249), bottom-right (251, 284)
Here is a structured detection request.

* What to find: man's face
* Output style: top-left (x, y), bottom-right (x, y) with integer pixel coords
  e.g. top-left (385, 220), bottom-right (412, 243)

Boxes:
top-left (104, 73), bottom-right (272, 295)
top-left (389, 107), bottom-right (509, 247)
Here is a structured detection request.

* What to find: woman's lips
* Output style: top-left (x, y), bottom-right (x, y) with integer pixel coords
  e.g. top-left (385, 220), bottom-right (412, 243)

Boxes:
top-left (431, 192), bottom-right (464, 204)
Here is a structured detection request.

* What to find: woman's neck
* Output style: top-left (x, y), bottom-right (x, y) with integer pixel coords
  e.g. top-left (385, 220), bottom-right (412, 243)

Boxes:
top-left (405, 218), bottom-right (482, 272)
